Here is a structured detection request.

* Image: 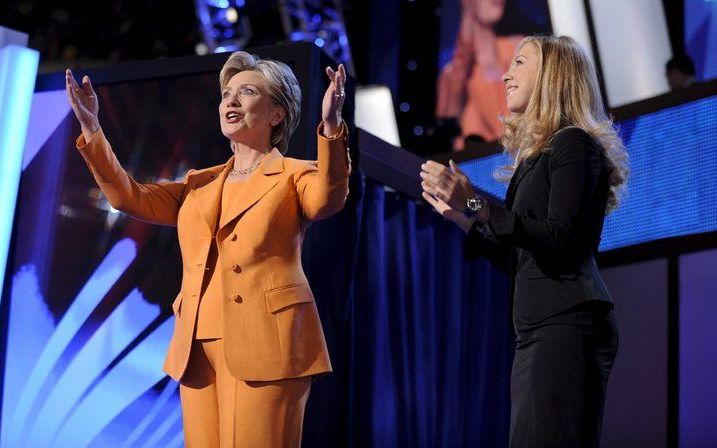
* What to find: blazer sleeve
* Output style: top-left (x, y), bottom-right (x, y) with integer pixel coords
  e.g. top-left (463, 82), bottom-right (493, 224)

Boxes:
top-left (464, 220), bottom-right (511, 272)
top-left (485, 129), bottom-right (604, 256)
top-left (76, 128), bottom-right (188, 226)
top-left (295, 121), bottom-right (351, 221)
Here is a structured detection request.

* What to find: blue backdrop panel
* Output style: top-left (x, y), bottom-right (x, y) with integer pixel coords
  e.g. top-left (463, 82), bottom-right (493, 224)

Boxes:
top-left (459, 94), bottom-right (717, 251)
top-left (679, 248), bottom-right (717, 448)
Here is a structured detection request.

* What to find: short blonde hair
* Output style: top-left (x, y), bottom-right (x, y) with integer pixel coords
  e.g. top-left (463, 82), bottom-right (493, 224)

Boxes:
top-left (502, 35), bottom-right (629, 213)
top-left (219, 51), bottom-right (301, 152)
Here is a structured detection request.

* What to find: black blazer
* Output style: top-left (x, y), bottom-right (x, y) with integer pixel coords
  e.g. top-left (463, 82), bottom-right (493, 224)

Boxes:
top-left (466, 127), bottom-right (612, 327)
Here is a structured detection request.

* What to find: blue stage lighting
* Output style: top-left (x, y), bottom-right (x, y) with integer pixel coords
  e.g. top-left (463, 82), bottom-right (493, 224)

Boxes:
top-left (2, 239), bottom-right (137, 447)
top-left (0, 44), bottom-right (39, 307)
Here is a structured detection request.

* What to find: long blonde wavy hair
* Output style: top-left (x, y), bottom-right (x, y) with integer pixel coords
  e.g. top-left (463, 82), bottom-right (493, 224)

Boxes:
top-left (501, 35), bottom-right (629, 213)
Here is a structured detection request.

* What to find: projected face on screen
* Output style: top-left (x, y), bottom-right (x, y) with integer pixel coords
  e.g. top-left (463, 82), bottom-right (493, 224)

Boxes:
top-left (465, 0), bottom-right (506, 27)
top-left (436, 0), bottom-right (551, 151)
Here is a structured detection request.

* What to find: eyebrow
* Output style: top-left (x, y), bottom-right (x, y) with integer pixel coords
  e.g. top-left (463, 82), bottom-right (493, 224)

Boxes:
top-left (223, 83), bottom-right (259, 91)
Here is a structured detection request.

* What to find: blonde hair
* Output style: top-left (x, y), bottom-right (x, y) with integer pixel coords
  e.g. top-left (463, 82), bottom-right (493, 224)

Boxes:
top-left (219, 51), bottom-right (301, 152)
top-left (501, 35), bottom-right (629, 213)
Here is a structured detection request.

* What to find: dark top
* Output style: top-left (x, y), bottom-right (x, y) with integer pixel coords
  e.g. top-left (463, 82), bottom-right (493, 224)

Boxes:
top-left (465, 127), bottom-right (613, 329)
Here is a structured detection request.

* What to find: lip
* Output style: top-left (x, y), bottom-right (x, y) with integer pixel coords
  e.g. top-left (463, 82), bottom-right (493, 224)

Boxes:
top-left (505, 85), bottom-right (518, 96)
top-left (225, 111), bottom-right (244, 123)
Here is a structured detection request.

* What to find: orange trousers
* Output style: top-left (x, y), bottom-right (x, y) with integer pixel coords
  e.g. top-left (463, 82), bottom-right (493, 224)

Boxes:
top-left (179, 339), bottom-right (311, 447)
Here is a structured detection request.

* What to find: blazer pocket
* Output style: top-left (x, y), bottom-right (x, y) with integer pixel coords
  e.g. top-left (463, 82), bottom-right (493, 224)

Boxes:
top-left (171, 293), bottom-right (183, 317)
top-left (264, 284), bottom-right (314, 313)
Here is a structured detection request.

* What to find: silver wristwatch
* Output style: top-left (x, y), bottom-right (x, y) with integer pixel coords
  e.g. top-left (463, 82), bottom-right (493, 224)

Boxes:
top-left (465, 195), bottom-right (485, 216)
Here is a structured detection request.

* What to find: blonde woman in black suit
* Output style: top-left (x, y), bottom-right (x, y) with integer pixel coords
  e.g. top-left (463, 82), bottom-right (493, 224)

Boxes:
top-left (421, 35), bottom-right (629, 448)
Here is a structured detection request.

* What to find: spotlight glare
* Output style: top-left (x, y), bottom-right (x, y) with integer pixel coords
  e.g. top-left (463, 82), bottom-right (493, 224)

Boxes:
top-left (225, 7), bottom-right (238, 23)
top-left (195, 43), bottom-right (209, 55)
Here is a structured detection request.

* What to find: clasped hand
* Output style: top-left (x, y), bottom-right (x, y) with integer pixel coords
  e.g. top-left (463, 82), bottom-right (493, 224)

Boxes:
top-left (420, 160), bottom-right (488, 233)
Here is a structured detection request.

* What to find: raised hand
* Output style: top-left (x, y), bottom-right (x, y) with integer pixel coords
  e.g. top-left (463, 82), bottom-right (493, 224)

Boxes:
top-left (321, 64), bottom-right (346, 136)
top-left (65, 69), bottom-right (100, 140)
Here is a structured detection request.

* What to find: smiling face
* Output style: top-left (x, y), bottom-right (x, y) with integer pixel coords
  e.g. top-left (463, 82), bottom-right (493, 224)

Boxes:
top-left (219, 70), bottom-right (285, 148)
top-left (503, 41), bottom-right (540, 114)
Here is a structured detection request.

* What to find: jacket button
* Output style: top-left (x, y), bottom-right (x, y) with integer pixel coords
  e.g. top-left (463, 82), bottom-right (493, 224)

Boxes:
top-left (231, 263), bottom-right (241, 273)
top-left (230, 233), bottom-right (238, 241)
top-left (233, 294), bottom-right (242, 303)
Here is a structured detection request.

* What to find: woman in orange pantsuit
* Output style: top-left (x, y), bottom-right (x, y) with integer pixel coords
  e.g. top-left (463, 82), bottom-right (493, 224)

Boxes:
top-left (65, 52), bottom-right (350, 447)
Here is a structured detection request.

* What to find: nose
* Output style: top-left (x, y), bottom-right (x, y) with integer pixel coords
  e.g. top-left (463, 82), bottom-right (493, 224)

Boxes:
top-left (502, 71), bottom-right (512, 83)
top-left (226, 90), bottom-right (240, 107)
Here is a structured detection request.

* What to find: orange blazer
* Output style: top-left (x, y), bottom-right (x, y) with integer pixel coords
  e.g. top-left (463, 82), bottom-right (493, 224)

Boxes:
top-left (76, 122), bottom-right (350, 381)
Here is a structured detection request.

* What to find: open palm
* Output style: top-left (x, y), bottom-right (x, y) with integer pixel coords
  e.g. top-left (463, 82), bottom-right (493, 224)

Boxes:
top-left (65, 69), bottom-right (99, 134)
top-left (321, 64), bottom-right (346, 134)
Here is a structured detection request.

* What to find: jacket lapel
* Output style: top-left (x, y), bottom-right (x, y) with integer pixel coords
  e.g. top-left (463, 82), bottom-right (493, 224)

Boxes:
top-left (218, 148), bottom-right (284, 230)
top-left (192, 163), bottom-right (234, 235)
top-left (505, 154), bottom-right (541, 208)
top-left (192, 161), bottom-right (231, 235)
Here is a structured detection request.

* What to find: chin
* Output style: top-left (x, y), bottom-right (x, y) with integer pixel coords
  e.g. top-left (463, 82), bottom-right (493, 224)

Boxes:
top-left (221, 124), bottom-right (245, 138)
top-left (507, 100), bottom-right (527, 114)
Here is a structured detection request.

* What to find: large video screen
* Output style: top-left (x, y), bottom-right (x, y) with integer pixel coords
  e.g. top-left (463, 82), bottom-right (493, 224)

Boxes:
top-left (435, 0), bottom-right (552, 150)
top-left (1, 39), bottom-right (349, 445)
top-left (0, 73), bottom-right (225, 447)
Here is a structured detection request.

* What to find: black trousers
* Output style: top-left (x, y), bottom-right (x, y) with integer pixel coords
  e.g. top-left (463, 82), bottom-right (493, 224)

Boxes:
top-left (509, 303), bottom-right (618, 448)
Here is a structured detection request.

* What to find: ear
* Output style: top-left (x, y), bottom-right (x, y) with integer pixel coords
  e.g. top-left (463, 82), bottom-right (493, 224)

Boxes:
top-left (272, 106), bottom-right (287, 126)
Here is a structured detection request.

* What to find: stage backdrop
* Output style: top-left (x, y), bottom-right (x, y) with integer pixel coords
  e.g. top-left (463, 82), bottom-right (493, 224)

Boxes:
top-left (0, 48), bottom-right (513, 447)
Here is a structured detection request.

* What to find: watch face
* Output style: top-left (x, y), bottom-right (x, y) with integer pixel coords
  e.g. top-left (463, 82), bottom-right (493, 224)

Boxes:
top-left (467, 196), bottom-right (483, 212)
